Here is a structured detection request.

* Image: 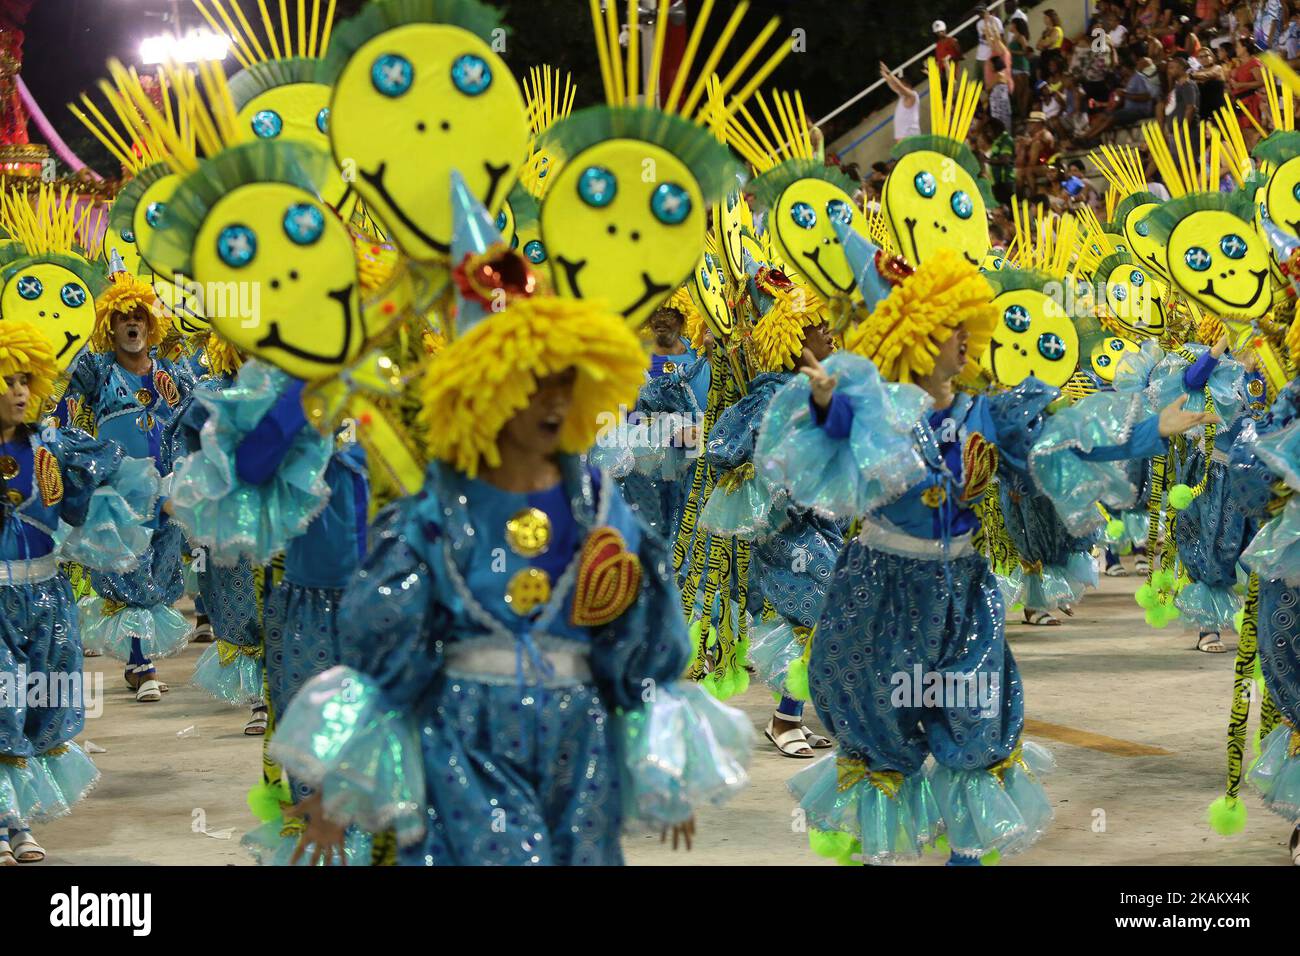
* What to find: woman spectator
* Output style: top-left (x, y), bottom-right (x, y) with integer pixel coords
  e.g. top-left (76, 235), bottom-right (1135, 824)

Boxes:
top-left (1037, 8), bottom-right (1067, 77)
top-left (1230, 34), bottom-right (1266, 147)
top-left (1008, 16), bottom-right (1034, 117)
top-left (1192, 42), bottom-right (1232, 117)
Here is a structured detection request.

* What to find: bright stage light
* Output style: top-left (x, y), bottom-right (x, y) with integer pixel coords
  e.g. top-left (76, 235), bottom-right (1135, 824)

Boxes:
top-left (140, 30), bottom-right (231, 65)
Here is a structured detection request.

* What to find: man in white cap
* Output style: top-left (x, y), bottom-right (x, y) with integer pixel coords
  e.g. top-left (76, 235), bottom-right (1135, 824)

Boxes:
top-left (934, 19), bottom-right (961, 74)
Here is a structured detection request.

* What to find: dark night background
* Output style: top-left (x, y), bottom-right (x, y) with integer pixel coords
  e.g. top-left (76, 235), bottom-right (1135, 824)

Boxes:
top-left (22, 0), bottom-right (981, 177)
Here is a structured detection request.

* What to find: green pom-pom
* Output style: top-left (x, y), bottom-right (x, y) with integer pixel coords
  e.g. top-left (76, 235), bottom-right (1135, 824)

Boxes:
top-left (1168, 484), bottom-right (1194, 510)
top-left (1151, 568), bottom-right (1176, 591)
top-left (1106, 518), bottom-right (1126, 541)
top-left (714, 665), bottom-right (749, 701)
top-left (980, 848), bottom-right (1001, 866)
top-left (699, 671), bottom-right (723, 699)
top-left (1145, 605), bottom-right (1174, 629)
top-left (809, 828), bottom-right (860, 865)
top-left (1233, 609), bottom-right (1246, 633)
top-left (786, 657), bottom-right (811, 701)
top-left (933, 834), bottom-right (950, 853)
top-left (1118, 541), bottom-right (1133, 555)
top-left (246, 779), bottom-right (291, 823)
top-left (1206, 796), bottom-right (1248, 835)
top-left (705, 625), bottom-right (719, 649)
top-left (1136, 583), bottom-right (1157, 609)
top-left (1164, 601), bottom-right (1181, 623)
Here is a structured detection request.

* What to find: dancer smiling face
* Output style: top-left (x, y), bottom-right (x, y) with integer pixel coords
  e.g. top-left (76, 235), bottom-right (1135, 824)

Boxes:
top-left (479, 367), bottom-right (579, 494)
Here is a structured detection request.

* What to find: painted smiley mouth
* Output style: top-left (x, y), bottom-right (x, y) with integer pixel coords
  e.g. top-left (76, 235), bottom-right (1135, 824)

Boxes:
top-left (803, 245), bottom-right (855, 294)
top-left (56, 330), bottom-right (81, 360)
top-left (256, 285), bottom-right (357, 364)
top-left (360, 160), bottom-right (512, 256)
top-left (903, 217), bottom-right (979, 267)
top-left (556, 257), bottom-right (669, 318)
top-left (1198, 269), bottom-right (1268, 311)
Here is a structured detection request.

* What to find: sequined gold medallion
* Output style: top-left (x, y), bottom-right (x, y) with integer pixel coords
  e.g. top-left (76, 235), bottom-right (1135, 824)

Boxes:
top-left (0, 455), bottom-right (18, 480)
top-left (921, 485), bottom-right (947, 508)
top-left (662, 361), bottom-right (678, 374)
top-left (135, 388), bottom-right (153, 407)
top-left (505, 507), bottom-right (552, 558)
top-left (5, 488), bottom-right (23, 505)
top-left (1248, 378), bottom-right (1265, 398)
top-left (505, 567), bottom-right (551, 616)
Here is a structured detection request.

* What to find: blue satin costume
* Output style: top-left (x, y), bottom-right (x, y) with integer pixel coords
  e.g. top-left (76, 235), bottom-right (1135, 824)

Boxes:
top-left (754, 352), bottom-right (1166, 862)
top-left (59, 350), bottom-right (197, 665)
top-left (0, 425), bottom-right (158, 830)
top-left (701, 371), bottom-right (843, 706)
top-left (1229, 379), bottom-right (1300, 824)
top-left (268, 454), bottom-right (753, 865)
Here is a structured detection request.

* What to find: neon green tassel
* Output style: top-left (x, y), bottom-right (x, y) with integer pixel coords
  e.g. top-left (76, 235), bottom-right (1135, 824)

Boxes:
top-left (1135, 583), bottom-right (1158, 609)
top-left (1106, 518), bottom-right (1126, 541)
top-left (1206, 796), bottom-right (1248, 835)
top-left (980, 848), bottom-right (1001, 866)
top-left (246, 779), bottom-right (291, 823)
top-left (1168, 484), bottom-right (1194, 510)
top-left (786, 657), bottom-right (810, 701)
top-left (808, 828), bottom-right (860, 865)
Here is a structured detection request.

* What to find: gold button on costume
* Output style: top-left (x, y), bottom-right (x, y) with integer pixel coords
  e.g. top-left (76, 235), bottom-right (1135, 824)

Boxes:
top-left (505, 507), bottom-right (552, 558)
top-left (505, 567), bottom-right (551, 616)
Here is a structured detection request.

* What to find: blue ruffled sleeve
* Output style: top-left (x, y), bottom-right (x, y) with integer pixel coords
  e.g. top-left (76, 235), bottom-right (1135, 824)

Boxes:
top-left (698, 379), bottom-right (787, 536)
top-left (1234, 384), bottom-right (1300, 583)
top-left (166, 360), bottom-right (333, 566)
top-left (1028, 389), bottom-right (1160, 535)
top-left (987, 377), bottom-right (1058, 476)
top-left (269, 493), bottom-right (450, 846)
top-left (51, 428), bottom-right (160, 572)
top-left (755, 352), bottom-right (931, 520)
top-left (236, 378), bottom-right (307, 484)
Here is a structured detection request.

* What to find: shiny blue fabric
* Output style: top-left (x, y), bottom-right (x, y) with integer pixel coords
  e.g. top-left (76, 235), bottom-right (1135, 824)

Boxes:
top-left (1247, 722), bottom-right (1300, 823)
top-left (1172, 454), bottom-right (1250, 628)
top-left (0, 741), bottom-right (98, 830)
top-left (167, 360), bottom-right (332, 566)
top-left (82, 519), bottom-right (189, 661)
top-left (272, 456), bottom-right (750, 864)
top-left (0, 575), bottom-right (83, 756)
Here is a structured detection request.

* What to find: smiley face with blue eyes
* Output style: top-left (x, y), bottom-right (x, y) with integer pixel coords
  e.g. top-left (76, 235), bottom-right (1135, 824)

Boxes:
top-left (237, 82), bottom-right (350, 212)
top-left (719, 188), bottom-right (756, 286)
top-left (0, 260), bottom-right (97, 370)
top-left (882, 151), bottom-right (989, 267)
top-left (687, 250), bottom-right (732, 339)
top-left (1089, 335), bottom-right (1140, 384)
top-left (495, 200), bottom-right (517, 250)
top-left (979, 287), bottom-right (1080, 389)
top-left (329, 26), bottom-right (528, 263)
top-left (1103, 263), bottom-right (1166, 338)
top-left (1122, 202), bottom-right (1169, 280)
top-left (190, 183), bottom-right (363, 380)
top-left (541, 138), bottom-right (706, 326)
top-left (1261, 156), bottom-right (1300, 245)
top-left (1165, 210), bottom-right (1272, 321)
top-left (766, 177), bottom-right (867, 300)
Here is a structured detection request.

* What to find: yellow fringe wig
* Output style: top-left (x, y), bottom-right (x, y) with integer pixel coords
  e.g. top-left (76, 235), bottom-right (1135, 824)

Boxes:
top-left (204, 334), bottom-right (244, 378)
top-left (0, 320), bottom-right (59, 419)
top-left (419, 296), bottom-right (648, 477)
top-left (662, 286), bottom-right (706, 352)
top-left (90, 272), bottom-right (171, 353)
top-left (842, 248), bottom-right (996, 383)
top-left (748, 278), bottom-right (826, 371)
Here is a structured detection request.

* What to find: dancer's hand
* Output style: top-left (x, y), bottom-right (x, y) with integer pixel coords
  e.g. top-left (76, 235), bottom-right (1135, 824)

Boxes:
top-left (1211, 333), bottom-right (1230, 358)
top-left (285, 792), bottom-right (348, 866)
top-left (1157, 394), bottom-right (1220, 437)
top-left (800, 350), bottom-right (838, 411)
top-left (660, 817), bottom-right (695, 851)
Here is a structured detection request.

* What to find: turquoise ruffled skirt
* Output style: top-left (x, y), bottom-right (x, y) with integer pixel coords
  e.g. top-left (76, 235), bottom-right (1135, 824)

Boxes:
top-left (190, 642), bottom-right (264, 707)
top-left (0, 742), bottom-right (99, 830)
top-left (1248, 724), bottom-right (1300, 824)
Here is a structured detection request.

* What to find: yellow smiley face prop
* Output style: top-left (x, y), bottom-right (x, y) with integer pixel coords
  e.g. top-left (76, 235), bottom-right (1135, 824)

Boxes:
top-left (1253, 185), bottom-right (1292, 295)
top-left (153, 274), bottom-right (208, 336)
top-left (719, 190), bottom-right (754, 286)
top-left (1122, 202), bottom-right (1168, 281)
top-left (0, 261), bottom-right (97, 370)
top-left (329, 24), bottom-right (528, 262)
top-left (687, 250), bottom-right (732, 340)
top-left (768, 178), bottom-right (867, 300)
top-left (494, 197), bottom-right (517, 251)
top-left (1166, 211), bottom-right (1272, 323)
top-left (1089, 335), bottom-right (1140, 383)
top-left (1102, 262), bottom-right (1166, 339)
top-left (542, 139), bottom-right (706, 326)
top-left (132, 172), bottom-right (182, 280)
top-left (191, 182), bottom-right (363, 381)
top-left (1261, 156), bottom-right (1300, 238)
top-left (882, 152), bottom-right (989, 268)
top-left (240, 83), bottom-right (351, 212)
top-left (980, 288), bottom-right (1080, 389)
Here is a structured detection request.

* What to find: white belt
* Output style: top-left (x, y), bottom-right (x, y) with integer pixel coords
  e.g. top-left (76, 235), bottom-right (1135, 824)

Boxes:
top-left (857, 518), bottom-right (975, 560)
top-left (443, 637), bottom-right (593, 687)
top-left (0, 554), bottom-right (61, 585)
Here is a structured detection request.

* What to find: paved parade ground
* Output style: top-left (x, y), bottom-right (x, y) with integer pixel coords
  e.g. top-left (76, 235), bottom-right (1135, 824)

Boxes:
top-left (35, 566), bottom-right (1292, 867)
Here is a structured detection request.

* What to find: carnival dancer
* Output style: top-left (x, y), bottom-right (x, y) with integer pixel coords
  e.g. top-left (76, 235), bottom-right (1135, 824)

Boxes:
top-left (757, 225), bottom-right (1218, 866)
top-left (266, 175), bottom-right (753, 866)
top-left (0, 320), bottom-right (160, 863)
top-left (60, 264), bottom-right (195, 702)
top-left (698, 258), bottom-right (842, 758)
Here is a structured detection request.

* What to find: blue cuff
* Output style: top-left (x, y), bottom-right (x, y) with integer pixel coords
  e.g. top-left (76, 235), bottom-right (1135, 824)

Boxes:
top-left (235, 381), bottom-right (308, 485)
top-left (1075, 415), bottom-right (1166, 462)
top-left (1183, 352), bottom-right (1218, 391)
top-left (810, 391), bottom-right (854, 440)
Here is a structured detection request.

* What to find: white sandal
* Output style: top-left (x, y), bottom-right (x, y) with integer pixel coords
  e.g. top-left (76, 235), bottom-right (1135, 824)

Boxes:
top-left (1291, 827), bottom-right (1300, 866)
top-left (244, 707), bottom-right (269, 736)
top-left (1196, 632), bottom-right (1227, 654)
top-left (9, 830), bottom-right (44, 863)
top-left (1024, 609), bottom-right (1060, 626)
top-left (764, 716), bottom-right (815, 758)
top-left (1104, 564), bottom-right (1129, 577)
top-left (803, 728), bottom-right (833, 749)
top-left (135, 678), bottom-right (162, 702)
top-left (0, 837), bottom-right (14, 866)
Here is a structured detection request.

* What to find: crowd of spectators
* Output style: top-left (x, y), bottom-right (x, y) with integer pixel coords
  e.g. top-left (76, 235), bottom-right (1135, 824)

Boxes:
top-left (845, 0), bottom-right (1300, 246)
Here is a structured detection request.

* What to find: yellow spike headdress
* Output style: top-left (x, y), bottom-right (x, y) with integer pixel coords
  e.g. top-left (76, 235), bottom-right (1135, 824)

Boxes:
top-left (0, 319), bottom-right (60, 416)
top-left (877, 60), bottom-right (991, 268)
top-left (748, 267), bottom-right (828, 373)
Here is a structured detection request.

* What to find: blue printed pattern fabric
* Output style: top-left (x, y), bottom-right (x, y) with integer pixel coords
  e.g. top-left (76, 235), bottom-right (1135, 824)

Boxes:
top-left (1173, 452), bottom-right (1250, 628)
top-left (269, 455), bottom-right (753, 865)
